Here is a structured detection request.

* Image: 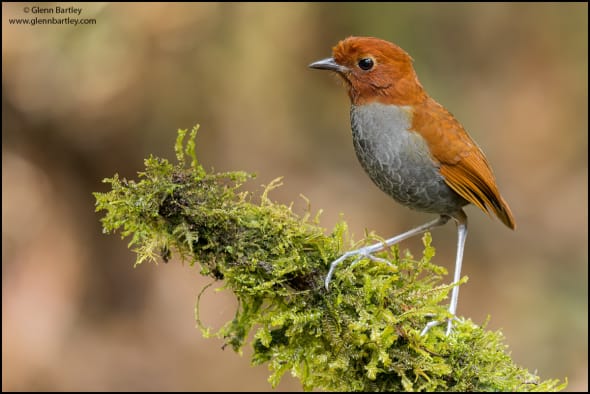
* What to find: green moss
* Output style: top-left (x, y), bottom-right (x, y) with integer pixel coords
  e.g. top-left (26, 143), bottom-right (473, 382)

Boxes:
top-left (94, 126), bottom-right (566, 392)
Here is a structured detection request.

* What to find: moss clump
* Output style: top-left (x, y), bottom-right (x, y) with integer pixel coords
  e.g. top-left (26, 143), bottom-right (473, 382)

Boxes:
top-left (94, 125), bottom-right (566, 392)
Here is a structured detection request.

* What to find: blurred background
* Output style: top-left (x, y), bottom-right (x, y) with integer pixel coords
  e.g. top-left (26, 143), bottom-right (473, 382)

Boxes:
top-left (2, 2), bottom-right (587, 391)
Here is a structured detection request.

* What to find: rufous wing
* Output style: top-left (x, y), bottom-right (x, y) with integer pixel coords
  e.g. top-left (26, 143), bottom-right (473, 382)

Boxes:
top-left (411, 98), bottom-right (516, 229)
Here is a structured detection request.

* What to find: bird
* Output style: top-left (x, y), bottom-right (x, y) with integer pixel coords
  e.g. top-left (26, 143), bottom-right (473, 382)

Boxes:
top-left (309, 36), bottom-right (515, 335)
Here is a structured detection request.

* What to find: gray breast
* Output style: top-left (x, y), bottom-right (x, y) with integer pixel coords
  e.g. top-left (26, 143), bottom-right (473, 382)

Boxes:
top-left (350, 103), bottom-right (467, 214)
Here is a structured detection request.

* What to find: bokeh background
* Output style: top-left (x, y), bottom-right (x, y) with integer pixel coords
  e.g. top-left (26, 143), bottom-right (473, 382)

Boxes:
top-left (2, 2), bottom-right (587, 391)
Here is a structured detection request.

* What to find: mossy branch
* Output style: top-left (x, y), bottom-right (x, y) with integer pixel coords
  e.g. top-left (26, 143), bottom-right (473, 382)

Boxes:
top-left (94, 126), bottom-right (566, 392)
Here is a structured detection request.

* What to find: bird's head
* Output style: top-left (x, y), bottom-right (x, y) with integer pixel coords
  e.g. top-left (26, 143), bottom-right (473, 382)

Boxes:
top-left (309, 36), bottom-right (426, 106)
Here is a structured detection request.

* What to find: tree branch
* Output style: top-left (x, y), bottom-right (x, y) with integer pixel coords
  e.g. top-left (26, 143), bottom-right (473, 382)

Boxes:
top-left (94, 125), bottom-right (566, 392)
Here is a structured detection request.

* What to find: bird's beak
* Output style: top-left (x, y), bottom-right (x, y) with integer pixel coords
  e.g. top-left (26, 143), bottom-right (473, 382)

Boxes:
top-left (308, 57), bottom-right (347, 73)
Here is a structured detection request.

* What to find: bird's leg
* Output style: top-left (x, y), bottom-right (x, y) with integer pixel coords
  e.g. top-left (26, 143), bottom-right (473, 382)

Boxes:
top-left (421, 210), bottom-right (468, 336)
top-left (325, 215), bottom-right (450, 290)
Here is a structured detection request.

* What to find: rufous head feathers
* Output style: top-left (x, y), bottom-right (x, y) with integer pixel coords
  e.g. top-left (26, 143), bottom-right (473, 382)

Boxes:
top-left (310, 36), bottom-right (426, 105)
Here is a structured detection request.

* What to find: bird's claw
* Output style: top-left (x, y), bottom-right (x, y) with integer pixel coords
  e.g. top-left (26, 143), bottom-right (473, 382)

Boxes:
top-left (325, 247), bottom-right (394, 290)
top-left (420, 315), bottom-right (459, 336)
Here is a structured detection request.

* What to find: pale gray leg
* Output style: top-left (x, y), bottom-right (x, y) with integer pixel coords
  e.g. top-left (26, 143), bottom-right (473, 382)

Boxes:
top-left (420, 210), bottom-right (468, 336)
top-left (325, 215), bottom-right (450, 290)
top-left (446, 211), bottom-right (468, 334)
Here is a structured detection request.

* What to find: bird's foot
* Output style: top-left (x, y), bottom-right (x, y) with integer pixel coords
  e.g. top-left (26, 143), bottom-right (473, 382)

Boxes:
top-left (325, 246), bottom-right (394, 290)
top-left (420, 315), bottom-right (459, 336)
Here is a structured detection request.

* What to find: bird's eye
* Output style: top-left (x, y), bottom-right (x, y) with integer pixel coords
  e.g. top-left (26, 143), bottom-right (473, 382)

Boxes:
top-left (358, 58), bottom-right (374, 71)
